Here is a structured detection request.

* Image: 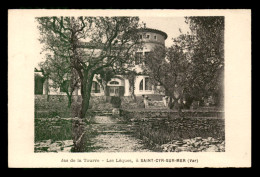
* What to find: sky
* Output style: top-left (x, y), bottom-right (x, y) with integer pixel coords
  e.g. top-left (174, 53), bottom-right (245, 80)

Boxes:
top-left (34, 17), bottom-right (190, 68)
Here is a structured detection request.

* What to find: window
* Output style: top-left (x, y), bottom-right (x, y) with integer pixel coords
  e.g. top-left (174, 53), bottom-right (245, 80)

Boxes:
top-left (91, 81), bottom-right (100, 93)
top-left (139, 35), bottom-right (143, 39)
top-left (146, 34), bottom-right (150, 39)
top-left (154, 35), bottom-right (157, 40)
top-left (145, 78), bottom-right (152, 90)
top-left (110, 81), bottom-right (119, 85)
top-left (139, 79), bottom-right (143, 91)
top-left (109, 87), bottom-right (119, 95)
top-left (139, 78), bottom-right (152, 91)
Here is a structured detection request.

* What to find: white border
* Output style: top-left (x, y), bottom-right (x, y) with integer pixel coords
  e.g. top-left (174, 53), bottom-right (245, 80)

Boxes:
top-left (8, 9), bottom-right (251, 168)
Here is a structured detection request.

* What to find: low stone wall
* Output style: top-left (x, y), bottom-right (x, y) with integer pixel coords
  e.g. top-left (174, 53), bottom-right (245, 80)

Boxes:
top-left (35, 95), bottom-right (110, 113)
top-left (130, 116), bottom-right (225, 148)
top-left (35, 110), bottom-right (72, 118)
top-left (121, 109), bottom-right (224, 120)
top-left (35, 95), bottom-right (224, 119)
top-left (130, 116), bottom-right (224, 128)
top-left (35, 95), bottom-right (106, 104)
top-left (35, 95), bottom-right (78, 111)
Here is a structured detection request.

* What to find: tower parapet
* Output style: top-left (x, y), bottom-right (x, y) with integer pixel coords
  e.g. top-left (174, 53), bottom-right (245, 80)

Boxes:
top-left (138, 28), bottom-right (167, 47)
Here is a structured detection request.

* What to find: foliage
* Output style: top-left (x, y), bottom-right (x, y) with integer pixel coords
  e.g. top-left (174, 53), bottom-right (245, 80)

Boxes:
top-left (35, 119), bottom-right (73, 142)
top-left (39, 54), bottom-right (80, 107)
top-left (37, 17), bottom-right (141, 118)
top-left (35, 118), bottom-right (96, 144)
top-left (143, 17), bottom-right (224, 115)
top-left (143, 40), bottom-right (191, 113)
top-left (110, 96), bottom-right (121, 108)
top-left (185, 16), bottom-right (224, 61)
top-left (185, 17), bottom-right (224, 106)
top-left (95, 68), bottom-right (115, 97)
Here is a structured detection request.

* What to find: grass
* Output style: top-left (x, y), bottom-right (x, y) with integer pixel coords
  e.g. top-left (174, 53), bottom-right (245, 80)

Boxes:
top-left (35, 117), bottom-right (100, 152)
top-left (35, 119), bottom-right (73, 142)
top-left (34, 118), bottom-right (98, 143)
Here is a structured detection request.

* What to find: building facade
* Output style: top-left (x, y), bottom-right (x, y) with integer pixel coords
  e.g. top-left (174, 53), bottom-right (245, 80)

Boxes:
top-left (34, 27), bottom-right (168, 97)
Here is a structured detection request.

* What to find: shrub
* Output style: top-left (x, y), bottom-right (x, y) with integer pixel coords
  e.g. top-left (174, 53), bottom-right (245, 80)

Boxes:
top-left (34, 119), bottom-right (73, 142)
top-left (110, 96), bottom-right (121, 108)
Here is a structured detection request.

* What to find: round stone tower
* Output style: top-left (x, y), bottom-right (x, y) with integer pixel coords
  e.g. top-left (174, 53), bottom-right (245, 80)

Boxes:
top-left (133, 27), bottom-right (168, 96)
top-left (138, 27), bottom-right (168, 50)
top-left (134, 27), bottom-right (168, 67)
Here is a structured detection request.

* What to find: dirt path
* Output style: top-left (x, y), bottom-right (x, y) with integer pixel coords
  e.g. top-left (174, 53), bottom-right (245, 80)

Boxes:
top-left (85, 116), bottom-right (151, 152)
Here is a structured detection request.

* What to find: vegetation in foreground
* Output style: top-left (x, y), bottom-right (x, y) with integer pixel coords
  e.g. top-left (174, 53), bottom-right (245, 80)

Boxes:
top-left (35, 114), bottom-right (224, 152)
top-left (131, 118), bottom-right (225, 151)
top-left (34, 117), bottom-right (97, 142)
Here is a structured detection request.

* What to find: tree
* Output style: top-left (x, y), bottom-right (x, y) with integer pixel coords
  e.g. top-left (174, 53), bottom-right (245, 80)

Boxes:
top-left (144, 38), bottom-right (192, 116)
top-left (124, 70), bottom-right (137, 101)
top-left (185, 17), bottom-right (224, 107)
top-left (95, 67), bottom-right (115, 101)
top-left (145, 17), bottom-right (225, 116)
top-left (37, 17), bottom-right (141, 118)
top-left (39, 54), bottom-right (80, 108)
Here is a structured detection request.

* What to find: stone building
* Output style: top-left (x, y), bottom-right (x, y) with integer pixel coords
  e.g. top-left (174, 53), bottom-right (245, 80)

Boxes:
top-left (34, 27), bottom-right (168, 98)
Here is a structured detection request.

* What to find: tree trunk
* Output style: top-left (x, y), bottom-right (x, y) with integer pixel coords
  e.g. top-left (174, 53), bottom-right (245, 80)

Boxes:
top-left (168, 97), bottom-right (173, 109)
top-left (130, 87), bottom-right (136, 102)
top-left (132, 92), bottom-right (136, 102)
top-left (103, 84), bottom-right (109, 102)
top-left (129, 81), bottom-right (136, 102)
top-left (45, 77), bottom-right (50, 102)
top-left (79, 72), bottom-right (94, 119)
top-left (173, 97), bottom-right (184, 117)
top-left (67, 94), bottom-right (72, 108)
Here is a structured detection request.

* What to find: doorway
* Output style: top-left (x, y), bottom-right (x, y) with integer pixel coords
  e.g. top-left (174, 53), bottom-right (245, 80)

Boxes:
top-left (109, 86), bottom-right (119, 96)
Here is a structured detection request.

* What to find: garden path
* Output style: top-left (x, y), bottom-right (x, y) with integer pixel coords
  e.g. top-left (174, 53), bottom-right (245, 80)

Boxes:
top-left (85, 115), bottom-right (151, 152)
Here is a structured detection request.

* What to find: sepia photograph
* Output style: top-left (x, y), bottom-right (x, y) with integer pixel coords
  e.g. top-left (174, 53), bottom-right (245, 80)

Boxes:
top-left (8, 9), bottom-right (251, 168)
top-left (34, 16), bottom-right (225, 153)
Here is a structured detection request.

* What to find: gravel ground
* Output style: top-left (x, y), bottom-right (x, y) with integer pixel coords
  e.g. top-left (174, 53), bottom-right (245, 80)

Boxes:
top-left (88, 133), bottom-right (151, 152)
top-left (86, 116), bottom-right (150, 152)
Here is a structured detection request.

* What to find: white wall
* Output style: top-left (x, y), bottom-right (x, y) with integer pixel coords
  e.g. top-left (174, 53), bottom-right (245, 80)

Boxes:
top-left (124, 78), bottom-right (130, 96)
top-left (134, 75), bottom-right (154, 96)
top-left (39, 75), bottom-right (162, 97)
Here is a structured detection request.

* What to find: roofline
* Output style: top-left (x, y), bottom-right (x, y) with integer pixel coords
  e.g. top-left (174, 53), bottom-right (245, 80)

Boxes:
top-left (138, 28), bottom-right (168, 40)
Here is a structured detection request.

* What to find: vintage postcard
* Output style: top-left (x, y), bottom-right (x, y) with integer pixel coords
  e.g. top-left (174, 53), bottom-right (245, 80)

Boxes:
top-left (8, 9), bottom-right (251, 168)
